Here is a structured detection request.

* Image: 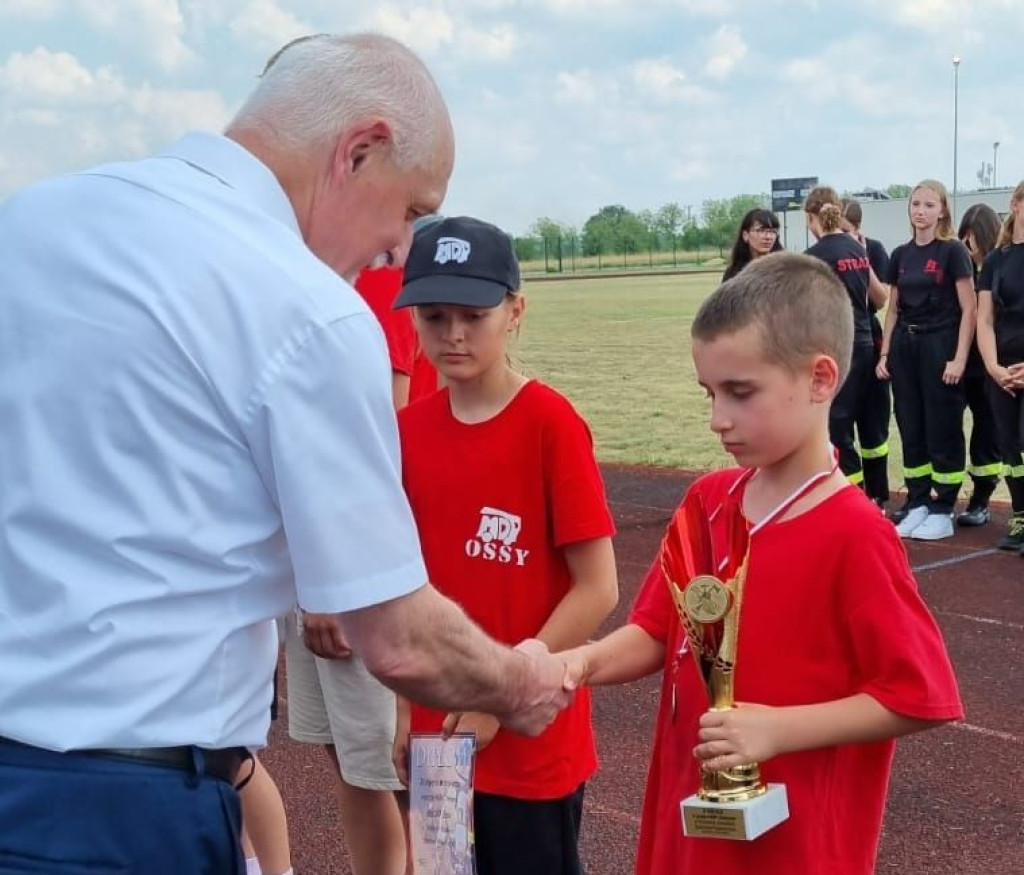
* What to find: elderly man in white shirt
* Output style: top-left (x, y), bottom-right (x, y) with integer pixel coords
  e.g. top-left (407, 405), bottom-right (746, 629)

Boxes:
top-left (0, 33), bottom-right (577, 874)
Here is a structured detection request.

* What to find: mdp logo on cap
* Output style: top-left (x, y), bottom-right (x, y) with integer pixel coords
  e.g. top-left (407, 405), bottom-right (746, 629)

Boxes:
top-left (395, 216), bottom-right (521, 310)
top-left (434, 237), bottom-right (471, 265)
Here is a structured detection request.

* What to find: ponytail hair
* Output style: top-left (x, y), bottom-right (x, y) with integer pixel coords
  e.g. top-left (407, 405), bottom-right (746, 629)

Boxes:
top-left (804, 185), bottom-right (843, 233)
top-left (996, 181), bottom-right (1024, 249)
top-left (841, 198), bottom-right (863, 229)
top-left (910, 180), bottom-right (954, 240)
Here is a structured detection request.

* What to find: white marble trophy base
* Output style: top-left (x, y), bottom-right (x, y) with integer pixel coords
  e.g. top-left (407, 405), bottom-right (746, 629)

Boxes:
top-left (681, 783), bottom-right (789, 841)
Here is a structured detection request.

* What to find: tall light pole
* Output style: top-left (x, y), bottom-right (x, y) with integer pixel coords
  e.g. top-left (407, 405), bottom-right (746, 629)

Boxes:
top-left (952, 56), bottom-right (961, 215)
top-left (994, 141), bottom-right (1000, 188)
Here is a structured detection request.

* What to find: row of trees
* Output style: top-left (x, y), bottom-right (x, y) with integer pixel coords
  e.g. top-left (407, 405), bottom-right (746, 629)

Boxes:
top-left (514, 183), bottom-right (914, 266)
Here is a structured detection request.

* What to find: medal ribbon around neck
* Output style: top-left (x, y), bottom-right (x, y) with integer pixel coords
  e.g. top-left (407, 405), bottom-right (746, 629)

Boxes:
top-left (664, 447), bottom-right (840, 627)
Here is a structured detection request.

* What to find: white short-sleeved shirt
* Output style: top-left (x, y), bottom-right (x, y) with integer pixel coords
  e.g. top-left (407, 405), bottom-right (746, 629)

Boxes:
top-left (0, 132), bottom-right (428, 751)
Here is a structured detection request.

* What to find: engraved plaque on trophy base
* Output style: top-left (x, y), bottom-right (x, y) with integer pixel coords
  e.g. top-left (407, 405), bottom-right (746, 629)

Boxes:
top-left (681, 783), bottom-right (789, 841)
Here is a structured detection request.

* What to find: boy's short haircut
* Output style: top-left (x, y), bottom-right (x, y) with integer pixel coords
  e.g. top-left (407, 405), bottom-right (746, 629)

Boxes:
top-left (692, 251), bottom-right (854, 385)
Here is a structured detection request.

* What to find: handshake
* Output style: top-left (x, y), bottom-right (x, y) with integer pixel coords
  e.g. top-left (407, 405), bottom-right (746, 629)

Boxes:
top-left (486, 638), bottom-right (588, 737)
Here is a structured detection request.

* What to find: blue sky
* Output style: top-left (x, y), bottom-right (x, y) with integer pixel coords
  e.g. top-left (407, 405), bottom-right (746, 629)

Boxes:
top-left (1, 0), bottom-right (1021, 235)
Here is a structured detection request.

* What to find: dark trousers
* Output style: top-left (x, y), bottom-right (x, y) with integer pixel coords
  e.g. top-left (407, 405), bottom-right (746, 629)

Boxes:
top-left (0, 740), bottom-right (244, 875)
top-left (832, 343), bottom-right (891, 502)
top-left (963, 373), bottom-right (1001, 502)
top-left (474, 784), bottom-right (586, 875)
top-left (985, 378), bottom-right (1024, 513)
top-left (890, 325), bottom-right (966, 513)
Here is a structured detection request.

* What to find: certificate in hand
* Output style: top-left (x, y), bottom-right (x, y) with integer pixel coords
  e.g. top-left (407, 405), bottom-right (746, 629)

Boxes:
top-left (409, 733), bottom-right (477, 875)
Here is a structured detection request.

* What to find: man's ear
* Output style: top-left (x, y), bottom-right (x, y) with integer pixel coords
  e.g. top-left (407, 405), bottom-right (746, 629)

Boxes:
top-left (331, 118), bottom-right (393, 181)
top-left (809, 353), bottom-right (840, 402)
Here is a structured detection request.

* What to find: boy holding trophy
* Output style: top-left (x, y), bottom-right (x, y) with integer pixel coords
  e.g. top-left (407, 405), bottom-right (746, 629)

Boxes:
top-left (563, 253), bottom-right (962, 875)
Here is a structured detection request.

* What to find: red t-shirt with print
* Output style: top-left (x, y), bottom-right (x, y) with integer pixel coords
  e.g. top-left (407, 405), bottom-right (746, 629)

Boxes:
top-left (629, 468), bottom-right (963, 875)
top-left (398, 380), bottom-right (616, 800)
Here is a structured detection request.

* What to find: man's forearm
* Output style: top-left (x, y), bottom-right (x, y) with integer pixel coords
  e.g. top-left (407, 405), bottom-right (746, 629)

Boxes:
top-left (341, 583), bottom-right (543, 719)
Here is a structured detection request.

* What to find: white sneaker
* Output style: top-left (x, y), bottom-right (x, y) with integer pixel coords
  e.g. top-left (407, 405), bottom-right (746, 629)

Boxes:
top-left (910, 512), bottom-right (955, 541)
top-left (894, 505), bottom-right (929, 538)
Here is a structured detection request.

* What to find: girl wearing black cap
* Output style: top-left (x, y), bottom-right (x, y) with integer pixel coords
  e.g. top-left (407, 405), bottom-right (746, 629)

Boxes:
top-left (392, 216), bottom-right (619, 875)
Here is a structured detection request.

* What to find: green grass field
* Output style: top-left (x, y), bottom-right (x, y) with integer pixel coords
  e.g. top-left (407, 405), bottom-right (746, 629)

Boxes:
top-left (515, 272), bottom-right (993, 500)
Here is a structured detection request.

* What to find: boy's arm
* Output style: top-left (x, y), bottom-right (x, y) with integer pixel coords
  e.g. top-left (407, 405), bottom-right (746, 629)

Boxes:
top-left (694, 693), bottom-right (947, 774)
top-left (561, 623), bottom-right (666, 687)
top-left (534, 537), bottom-right (619, 652)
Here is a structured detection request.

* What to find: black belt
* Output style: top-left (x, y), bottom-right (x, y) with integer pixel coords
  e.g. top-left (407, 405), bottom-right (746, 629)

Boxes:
top-left (0, 736), bottom-right (248, 785)
top-left (898, 321), bottom-right (957, 335)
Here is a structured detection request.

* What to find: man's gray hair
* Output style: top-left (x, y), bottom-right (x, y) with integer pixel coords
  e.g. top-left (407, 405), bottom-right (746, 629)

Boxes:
top-left (228, 33), bottom-right (451, 170)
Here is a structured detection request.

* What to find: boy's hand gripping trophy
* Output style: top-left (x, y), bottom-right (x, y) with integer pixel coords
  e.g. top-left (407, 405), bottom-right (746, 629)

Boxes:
top-left (661, 490), bottom-right (789, 841)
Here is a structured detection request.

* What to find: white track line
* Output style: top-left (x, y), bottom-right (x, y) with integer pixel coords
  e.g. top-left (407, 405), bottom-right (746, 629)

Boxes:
top-left (911, 549), bottom-right (999, 573)
top-left (949, 722), bottom-right (1024, 746)
top-left (932, 610), bottom-right (1024, 632)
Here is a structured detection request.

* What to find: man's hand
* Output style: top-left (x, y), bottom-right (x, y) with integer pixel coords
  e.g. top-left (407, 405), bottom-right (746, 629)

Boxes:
top-left (441, 711), bottom-right (501, 750)
top-left (498, 639), bottom-right (579, 737)
top-left (301, 612), bottom-right (352, 660)
top-left (693, 704), bottom-right (783, 773)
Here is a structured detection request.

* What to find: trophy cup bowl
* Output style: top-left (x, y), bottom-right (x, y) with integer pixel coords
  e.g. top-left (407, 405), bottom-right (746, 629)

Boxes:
top-left (662, 491), bottom-right (789, 841)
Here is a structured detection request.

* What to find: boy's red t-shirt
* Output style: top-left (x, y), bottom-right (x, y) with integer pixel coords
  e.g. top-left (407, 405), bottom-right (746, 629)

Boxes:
top-left (629, 469), bottom-right (963, 875)
top-left (398, 380), bottom-right (616, 799)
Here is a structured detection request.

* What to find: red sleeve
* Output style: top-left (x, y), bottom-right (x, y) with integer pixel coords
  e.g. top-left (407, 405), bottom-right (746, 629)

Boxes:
top-left (354, 268), bottom-right (417, 376)
top-left (543, 390), bottom-right (616, 547)
top-left (628, 555), bottom-right (675, 645)
top-left (844, 526), bottom-right (964, 721)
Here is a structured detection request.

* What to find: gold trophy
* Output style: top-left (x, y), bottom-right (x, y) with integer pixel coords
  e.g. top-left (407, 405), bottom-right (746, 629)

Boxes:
top-left (661, 490), bottom-right (789, 841)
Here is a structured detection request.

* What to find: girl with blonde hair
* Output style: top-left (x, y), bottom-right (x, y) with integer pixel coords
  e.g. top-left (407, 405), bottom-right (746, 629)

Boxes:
top-left (877, 180), bottom-right (976, 540)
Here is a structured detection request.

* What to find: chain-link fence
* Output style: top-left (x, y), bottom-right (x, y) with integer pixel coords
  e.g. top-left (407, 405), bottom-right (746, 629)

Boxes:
top-left (514, 233), bottom-right (725, 276)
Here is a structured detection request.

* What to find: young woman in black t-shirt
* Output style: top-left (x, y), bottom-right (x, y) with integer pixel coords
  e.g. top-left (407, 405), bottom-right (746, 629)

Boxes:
top-left (977, 181), bottom-right (1024, 551)
top-left (804, 186), bottom-right (890, 507)
top-left (721, 208), bottom-right (783, 281)
top-left (955, 204), bottom-right (1003, 527)
top-left (840, 198), bottom-right (894, 509)
top-left (877, 179), bottom-right (976, 541)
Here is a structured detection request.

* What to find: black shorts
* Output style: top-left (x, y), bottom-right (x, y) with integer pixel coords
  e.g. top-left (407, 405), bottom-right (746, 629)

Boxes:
top-left (473, 783), bottom-right (586, 875)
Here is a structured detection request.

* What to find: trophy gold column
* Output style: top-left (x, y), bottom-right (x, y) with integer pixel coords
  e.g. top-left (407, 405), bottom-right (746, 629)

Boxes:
top-left (661, 492), bottom-right (789, 841)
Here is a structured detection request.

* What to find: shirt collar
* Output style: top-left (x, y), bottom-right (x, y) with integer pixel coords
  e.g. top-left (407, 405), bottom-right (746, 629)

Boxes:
top-left (159, 131), bottom-right (302, 237)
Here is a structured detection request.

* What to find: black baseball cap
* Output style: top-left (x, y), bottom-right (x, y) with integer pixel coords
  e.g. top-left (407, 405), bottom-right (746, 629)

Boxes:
top-left (394, 216), bottom-right (521, 309)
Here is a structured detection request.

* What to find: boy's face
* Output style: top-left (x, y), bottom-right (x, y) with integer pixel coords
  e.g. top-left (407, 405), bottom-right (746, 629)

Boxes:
top-left (693, 324), bottom-right (835, 470)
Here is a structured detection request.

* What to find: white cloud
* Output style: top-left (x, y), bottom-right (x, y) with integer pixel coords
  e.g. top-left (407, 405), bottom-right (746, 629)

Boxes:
top-left (554, 70), bottom-right (602, 105)
top-left (533, 0), bottom-right (731, 14)
top-left (75, 0), bottom-right (194, 71)
top-left (0, 48), bottom-right (126, 103)
top-left (366, 5), bottom-right (517, 61)
top-left (0, 0), bottom-right (58, 17)
top-left (0, 47), bottom-right (231, 194)
top-left (370, 6), bottom-right (456, 55)
top-left (633, 58), bottom-right (711, 104)
top-left (704, 24), bottom-right (747, 80)
top-left (228, 0), bottom-right (311, 50)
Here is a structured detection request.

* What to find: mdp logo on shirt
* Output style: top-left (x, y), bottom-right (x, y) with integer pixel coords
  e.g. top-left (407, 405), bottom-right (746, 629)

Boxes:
top-left (465, 506), bottom-right (530, 566)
